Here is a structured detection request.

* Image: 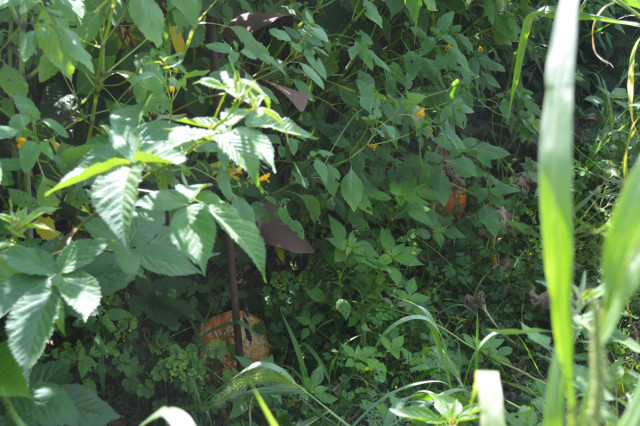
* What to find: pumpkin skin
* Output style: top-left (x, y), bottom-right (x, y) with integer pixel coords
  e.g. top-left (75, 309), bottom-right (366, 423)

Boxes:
top-left (445, 190), bottom-right (466, 216)
top-left (199, 311), bottom-right (270, 371)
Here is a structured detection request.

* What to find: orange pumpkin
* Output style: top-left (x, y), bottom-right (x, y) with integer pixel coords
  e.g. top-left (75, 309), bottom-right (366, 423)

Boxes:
top-left (445, 189), bottom-right (466, 216)
top-left (199, 311), bottom-right (270, 371)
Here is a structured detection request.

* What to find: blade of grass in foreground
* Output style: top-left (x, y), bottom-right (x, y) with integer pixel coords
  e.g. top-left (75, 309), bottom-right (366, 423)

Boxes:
top-left (537, 0), bottom-right (579, 424)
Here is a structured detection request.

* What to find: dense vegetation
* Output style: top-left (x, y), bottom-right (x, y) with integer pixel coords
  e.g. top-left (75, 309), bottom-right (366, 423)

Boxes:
top-left (1, 0), bottom-right (640, 424)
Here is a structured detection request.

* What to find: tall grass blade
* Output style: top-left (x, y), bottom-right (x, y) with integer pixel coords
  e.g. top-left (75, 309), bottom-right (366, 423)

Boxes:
top-left (601, 158), bottom-right (640, 341)
top-left (537, 0), bottom-right (579, 422)
top-left (474, 370), bottom-right (506, 426)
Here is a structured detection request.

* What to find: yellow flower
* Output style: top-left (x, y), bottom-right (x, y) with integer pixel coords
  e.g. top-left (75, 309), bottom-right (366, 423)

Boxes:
top-left (366, 144), bottom-right (377, 151)
top-left (229, 167), bottom-right (243, 181)
top-left (445, 43), bottom-right (451, 51)
top-left (429, 127), bottom-right (434, 133)
top-left (414, 107), bottom-right (425, 120)
top-left (259, 173), bottom-right (271, 183)
top-left (478, 45), bottom-right (484, 53)
top-left (16, 137), bottom-right (26, 148)
top-left (365, 366), bottom-right (370, 371)
top-left (169, 85), bottom-right (176, 94)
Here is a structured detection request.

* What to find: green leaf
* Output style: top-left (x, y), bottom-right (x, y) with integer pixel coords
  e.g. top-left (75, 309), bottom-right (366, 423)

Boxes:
top-left (46, 157), bottom-right (131, 196)
top-left (601, 159), bottom-right (640, 340)
top-left (299, 194), bottom-right (321, 223)
top-left (341, 168), bottom-right (364, 212)
top-left (215, 127), bottom-right (275, 181)
top-left (7, 282), bottom-right (59, 370)
top-left (479, 206), bottom-right (500, 237)
top-left (0, 246), bottom-right (57, 276)
top-left (356, 71), bottom-right (375, 113)
top-left (62, 384), bottom-right (120, 425)
top-left (363, 0), bottom-right (383, 28)
top-left (390, 406), bottom-right (441, 422)
top-left (52, 272), bottom-right (101, 322)
top-left (137, 190), bottom-right (191, 211)
top-left (137, 243), bottom-right (199, 276)
top-left (0, 341), bottom-right (31, 398)
top-left (30, 359), bottom-right (71, 386)
top-left (0, 125), bottom-right (18, 138)
top-left (20, 140), bottom-right (41, 172)
top-left (60, 28), bottom-right (94, 74)
top-left (336, 299), bottom-right (351, 320)
top-left (537, 0), bottom-right (579, 416)
top-left (170, 203), bottom-right (217, 273)
top-left (449, 157), bottom-right (479, 178)
top-left (167, 0), bottom-right (200, 27)
top-left (306, 288), bottom-right (325, 303)
top-left (42, 118), bottom-right (69, 138)
top-left (300, 63), bottom-right (325, 89)
top-left (245, 107), bottom-right (314, 139)
top-left (204, 192), bottom-right (266, 278)
top-left (0, 64), bottom-right (28, 96)
top-left (129, 0), bottom-right (164, 46)
top-left (91, 164), bottom-right (143, 245)
top-left (0, 275), bottom-right (50, 318)
top-left (15, 383), bottom-right (79, 425)
top-left (36, 25), bottom-right (74, 78)
top-left (82, 252), bottom-right (133, 296)
top-left (56, 240), bottom-right (107, 274)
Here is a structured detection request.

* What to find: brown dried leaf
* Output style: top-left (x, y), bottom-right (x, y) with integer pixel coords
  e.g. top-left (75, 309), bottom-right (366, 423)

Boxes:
top-left (257, 202), bottom-right (314, 254)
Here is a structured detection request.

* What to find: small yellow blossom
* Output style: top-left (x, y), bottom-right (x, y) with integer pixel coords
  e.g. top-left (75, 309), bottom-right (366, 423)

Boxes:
top-left (365, 366), bottom-right (370, 371)
top-left (414, 107), bottom-right (425, 120)
top-left (478, 45), bottom-right (484, 53)
top-left (429, 127), bottom-right (434, 133)
top-left (445, 43), bottom-right (451, 51)
top-left (229, 167), bottom-right (243, 181)
top-left (169, 85), bottom-right (176, 94)
top-left (259, 173), bottom-right (271, 183)
top-left (16, 137), bottom-right (26, 148)
top-left (35, 216), bottom-right (61, 241)
top-left (367, 144), bottom-right (377, 152)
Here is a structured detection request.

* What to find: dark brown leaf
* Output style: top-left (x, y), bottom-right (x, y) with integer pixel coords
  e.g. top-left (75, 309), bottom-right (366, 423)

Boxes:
top-left (257, 202), bottom-right (314, 254)
top-left (259, 80), bottom-right (308, 112)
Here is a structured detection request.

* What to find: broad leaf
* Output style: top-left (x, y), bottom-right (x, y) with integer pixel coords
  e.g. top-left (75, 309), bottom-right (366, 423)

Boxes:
top-left (137, 184), bottom-right (208, 211)
top-left (0, 341), bottom-right (31, 398)
top-left (82, 252), bottom-right (133, 296)
top-left (341, 168), bottom-right (364, 212)
top-left (167, 0), bottom-right (200, 26)
top-left (91, 164), bottom-right (143, 245)
top-left (0, 274), bottom-right (50, 318)
top-left (46, 157), bottom-right (131, 196)
top-left (204, 192), bottom-right (266, 278)
top-left (129, 0), bottom-right (164, 46)
top-left (245, 107), bottom-right (314, 139)
top-left (52, 272), bottom-right (101, 322)
top-left (0, 245), bottom-right (57, 276)
top-left (63, 384), bottom-right (120, 426)
top-left (137, 243), bottom-right (199, 276)
top-left (170, 203), bottom-right (216, 273)
top-left (30, 359), bottom-right (71, 386)
top-left (214, 127), bottom-right (276, 181)
top-left (15, 383), bottom-right (79, 425)
top-left (7, 282), bottom-right (59, 370)
top-left (56, 240), bottom-right (107, 274)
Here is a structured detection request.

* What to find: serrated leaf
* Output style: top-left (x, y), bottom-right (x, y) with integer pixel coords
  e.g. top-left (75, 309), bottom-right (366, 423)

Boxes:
top-left (91, 164), bottom-right (143, 245)
top-left (82, 252), bottom-right (133, 296)
top-left (129, 0), bottom-right (164, 46)
top-left (0, 274), bottom-right (51, 318)
top-left (7, 282), bottom-right (59, 370)
top-left (204, 192), bottom-right (266, 278)
top-left (137, 184), bottom-right (206, 211)
top-left (52, 272), bottom-right (101, 321)
top-left (56, 240), bottom-right (107, 274)
top-left (46, 157), bottom-right (131, 196)
top-left (300, 63), bottom-right (325, 89)
top-left (137, 243), bottom-right (199, 276)
top-left (0, 341), bottom-right (31, 398)
top-left (30, 358), bottom-right (72, 386)
top-left (63, 384), bottom-right (120, 426)
top-left (170, 203), bottom-right (216, 273)
top-left (0, 245), bottom-right (57, 276)
top-left (245, 107), bottom-right (314, 139)
top-left (341, 168), bottom-right (364, 212)
top-left (215, 127), bottom-right (275, 181)
top-left (17, 383), bottom-right (80, 425)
